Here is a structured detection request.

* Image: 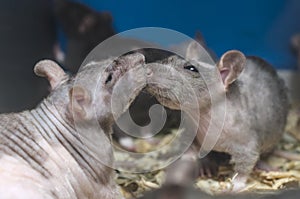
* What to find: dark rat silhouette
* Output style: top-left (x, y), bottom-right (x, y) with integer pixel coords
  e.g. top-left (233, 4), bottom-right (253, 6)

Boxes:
top-left (54, 0), bottom-right (115, 72)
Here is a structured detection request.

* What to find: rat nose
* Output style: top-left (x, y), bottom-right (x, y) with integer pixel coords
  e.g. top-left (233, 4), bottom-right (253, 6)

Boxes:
top-left (146, 68), bottom-right (153, 77)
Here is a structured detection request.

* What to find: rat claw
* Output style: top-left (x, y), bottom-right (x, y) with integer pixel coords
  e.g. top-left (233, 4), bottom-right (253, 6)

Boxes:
top-left (229, 174), bottom-right (248, 193)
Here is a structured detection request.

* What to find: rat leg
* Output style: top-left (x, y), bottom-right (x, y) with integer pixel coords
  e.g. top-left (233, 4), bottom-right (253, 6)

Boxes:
top-left (254, 160), bottom-right (278, 172)
top-left (199, 151), bottom-right (230, 178)
top-left (165, 149), bottom-right (229, 185)
top-left (254, 152), bottom-right (279, 172)
top-left (198, 151), bottom-right (230, 178)
top-left (198, 155), bottom-right (217, 178)
top-left (165, 148), bottom-right (199, 185)
top-left (229, 145), bottom-right (259, 192)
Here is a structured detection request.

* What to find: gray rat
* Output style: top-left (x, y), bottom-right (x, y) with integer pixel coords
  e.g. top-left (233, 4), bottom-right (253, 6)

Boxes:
top-left (0, 52), bottom-right (146, 198)
top-left (146, 41), bottom-right (289, 191)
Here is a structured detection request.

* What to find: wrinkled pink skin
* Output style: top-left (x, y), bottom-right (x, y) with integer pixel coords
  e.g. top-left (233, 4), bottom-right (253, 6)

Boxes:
top-left (0, 53), bottom-right (146, 198)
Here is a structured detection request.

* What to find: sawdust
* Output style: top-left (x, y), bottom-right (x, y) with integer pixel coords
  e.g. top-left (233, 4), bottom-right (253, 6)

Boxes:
top-left (115, 104), bottom-right (300, 198)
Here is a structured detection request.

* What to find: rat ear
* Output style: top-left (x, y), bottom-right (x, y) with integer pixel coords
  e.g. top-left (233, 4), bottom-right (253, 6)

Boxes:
top-left (217, 50), bottom-right (246, 91)
top-left (186, 41), bottom-right (203, 61)
top-left (34, 60), bottom-right (67, 90)
top-left (68, 86), bottom-right (91, 120)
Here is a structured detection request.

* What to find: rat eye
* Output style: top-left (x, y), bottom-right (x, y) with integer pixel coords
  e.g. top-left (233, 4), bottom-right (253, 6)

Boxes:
top-left (184, 65), bottom-right (199, 73)
top-left (105, 73), bottom-right (113, 84)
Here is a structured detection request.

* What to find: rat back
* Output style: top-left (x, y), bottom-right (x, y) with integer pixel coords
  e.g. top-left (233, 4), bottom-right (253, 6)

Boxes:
top-left (225, 56), bottom-right (289, 153)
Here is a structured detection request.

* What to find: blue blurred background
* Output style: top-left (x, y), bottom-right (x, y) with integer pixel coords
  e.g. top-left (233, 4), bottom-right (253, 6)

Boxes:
top-left (69, 0), bottom-right (300, 70)
top-left (1, 0), bottom-right (300, 112)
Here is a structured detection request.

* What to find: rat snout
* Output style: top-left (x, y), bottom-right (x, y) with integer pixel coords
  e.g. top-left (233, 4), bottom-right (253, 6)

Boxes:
top-left (109, 53), bottom-right (145, 79)
top-left (146, 68), bottom-right (153, 77)
top-left (144, 64), bottom-right (155, 91)
top-left (145, 63), bottom-right (159, 79)
top-left (127, 53), bottom-right (146, 69)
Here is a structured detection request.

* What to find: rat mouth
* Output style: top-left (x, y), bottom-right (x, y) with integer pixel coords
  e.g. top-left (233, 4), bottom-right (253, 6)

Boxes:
top-left (146, 84), bottom-right (180, 110)
top-left (105, 53), bottom-right (145, 84)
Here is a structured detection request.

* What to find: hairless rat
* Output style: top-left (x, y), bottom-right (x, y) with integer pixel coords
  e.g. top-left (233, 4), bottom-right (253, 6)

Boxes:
top-left (0, 53), bottom-right (146, 198)
top-left (146, 41), bottom-right (289, 191)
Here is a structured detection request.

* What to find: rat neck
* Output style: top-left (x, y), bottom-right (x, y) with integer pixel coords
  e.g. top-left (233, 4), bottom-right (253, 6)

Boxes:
top-left (31, 99), bottom-right (114, 185)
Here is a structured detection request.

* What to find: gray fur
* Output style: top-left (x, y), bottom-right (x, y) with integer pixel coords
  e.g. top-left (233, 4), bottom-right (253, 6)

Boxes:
top-left (146, 44), bottom-right (289, 190)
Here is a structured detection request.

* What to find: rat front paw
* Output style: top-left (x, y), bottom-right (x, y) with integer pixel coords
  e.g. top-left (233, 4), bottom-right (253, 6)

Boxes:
top-left (229, 173), bottom-right (248, 193)
top-left (198, 156), bottom-right (219, 178)
top-left (198, 151), bottom-right (230, 178)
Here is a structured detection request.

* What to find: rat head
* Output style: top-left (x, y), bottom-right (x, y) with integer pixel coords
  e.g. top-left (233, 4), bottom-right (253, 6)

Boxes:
top-left (54, 0), bottom-right (114, 42)
top-left (146, 41), bottom-right (246, 111)
top-left (291, 34), bottom-right (300, 68)
top-left (68, 53), bottom-right (146, 128)
top-left (291, 34), bottom-right (300, 51)
top-left (34, 53), bottom-right (146, 129)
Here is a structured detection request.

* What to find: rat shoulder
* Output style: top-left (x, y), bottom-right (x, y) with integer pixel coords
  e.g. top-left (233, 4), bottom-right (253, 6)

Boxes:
top-left (244, 56), bottom-right (287, 91)
top-left (245, 56), bottom-right (278, 77)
